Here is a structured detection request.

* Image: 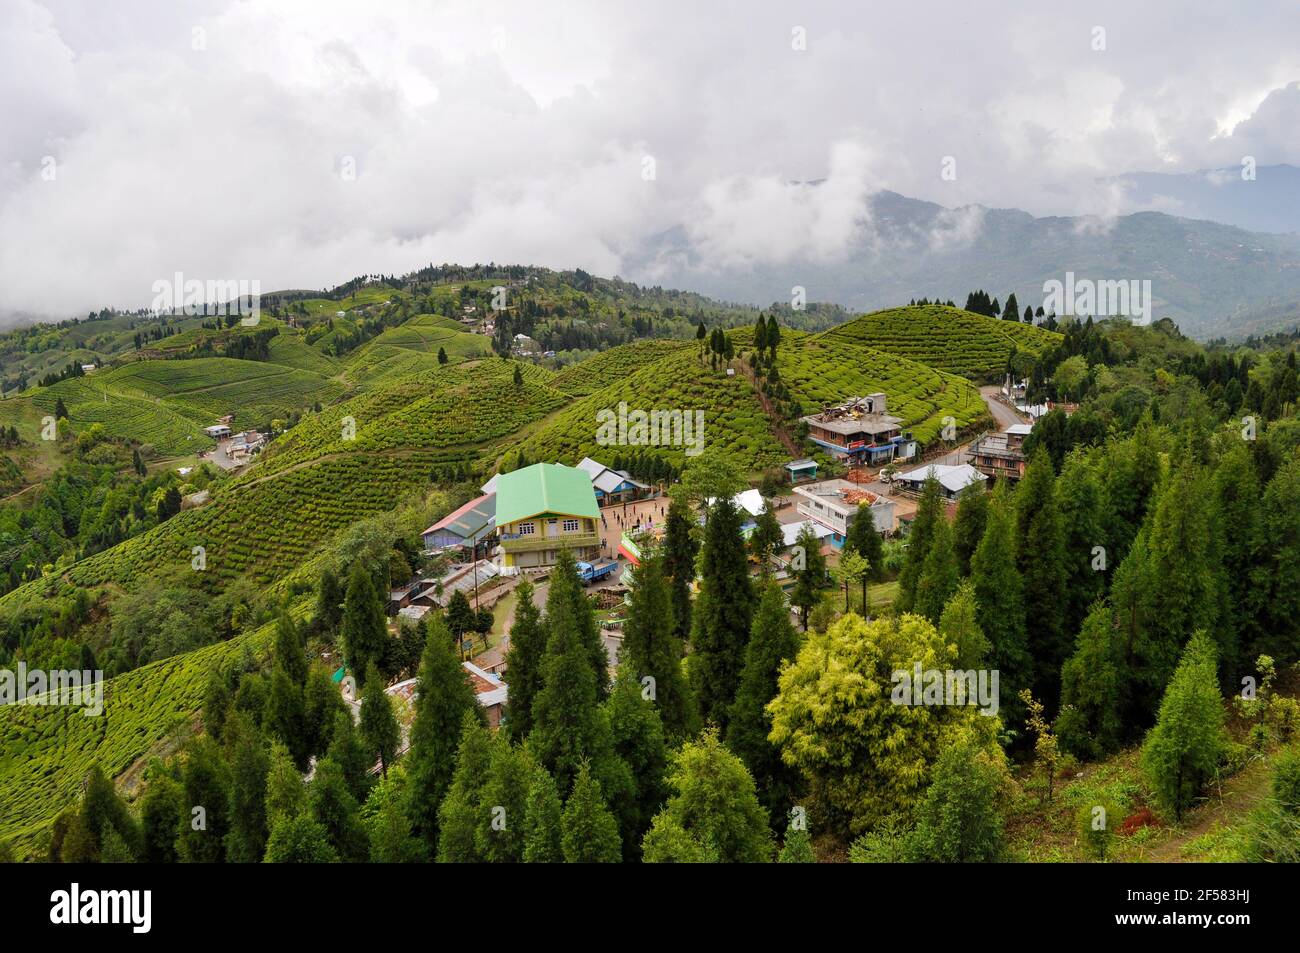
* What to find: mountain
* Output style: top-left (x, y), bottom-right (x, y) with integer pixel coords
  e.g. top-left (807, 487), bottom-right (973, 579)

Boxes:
top-left (1111, 163), bottom-right (1300, 236)
top-left (629, 190), bottom-right (1300, 340)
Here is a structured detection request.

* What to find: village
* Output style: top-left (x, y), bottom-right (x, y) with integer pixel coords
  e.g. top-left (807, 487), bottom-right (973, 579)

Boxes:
top-left (364, 384), bottom-right (1056, 728)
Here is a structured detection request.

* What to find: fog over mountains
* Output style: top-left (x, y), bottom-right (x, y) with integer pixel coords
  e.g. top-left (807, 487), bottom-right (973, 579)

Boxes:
top-left (629, 179), bottom-right (1300, 341)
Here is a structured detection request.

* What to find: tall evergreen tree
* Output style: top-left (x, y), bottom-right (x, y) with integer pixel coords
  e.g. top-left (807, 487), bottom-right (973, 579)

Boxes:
top-left (561, 762), bottom-right (622, 863)
top-left (436, 714), bottom-right (494, 863)
top-left (274, 609), bottom-right (307, 686)
top-left (1016, 450), bottom-right (1069, 707)
top-left (1141, 634), bottom-right (1226, 821)
top-left (896, 476), bottom-right (943, 612)
top-left (970, 483), bottom-right (1029, 715)
top-left (177, 736), bottom-right (231, 863)
top-left (619, 555), bottom-right (696, 741)
top-left (545, 549), bottom-right (610, 699)
top-left (476, 734), bottom-right (536, 863)
top-left (359, 664), bottom-right (400, 778)
top-left (914, 514), bottom-right (961, 625)
top-left (727, 583), bottom-right (803, 827)
top-left (222, 711), bottom-right (270, 863)
top-left (951, 485), bottom-right (989, 577)
top-left (663, 498), bottom-right (698, 641)
top-left (503, 577), bottom-right (545, 739)
top-left (843, 504), bottom-right (885, 581)
top-left (340, 562), bottom-right (388, 684)
top-left (1259, 456), bottom-right (1300, 667)
top-left (788, 522), bottom-right (827, 632)
top-left (406, 615), bottom-right (482, 851)
top-left (1055, 453), bottom-right (1108, 641)
top-left (1056, 601), bottom-right (1124, 759)
top-left (522, 765), bottom-right (564, 863)
top-left (690, 496), bottom-right (755, 726)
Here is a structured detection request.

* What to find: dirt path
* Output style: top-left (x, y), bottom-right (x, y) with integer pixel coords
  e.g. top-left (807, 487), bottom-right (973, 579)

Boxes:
top-left (1136, 755), bottom-right (1273, 862)
top-left (978, 385), bottom-right (1030, 429)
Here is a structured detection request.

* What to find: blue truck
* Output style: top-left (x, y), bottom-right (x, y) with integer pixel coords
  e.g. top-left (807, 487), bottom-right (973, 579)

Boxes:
top-left (576, 560), bottom-right (619, 585)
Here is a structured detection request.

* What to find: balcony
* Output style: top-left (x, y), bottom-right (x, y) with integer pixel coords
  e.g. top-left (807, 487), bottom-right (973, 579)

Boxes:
top-left (499, 530), bottom-right (600, 553)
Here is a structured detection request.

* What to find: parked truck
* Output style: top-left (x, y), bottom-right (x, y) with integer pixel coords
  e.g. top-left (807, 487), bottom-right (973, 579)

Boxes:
top-left (576, 559), bottom-right (619, 585)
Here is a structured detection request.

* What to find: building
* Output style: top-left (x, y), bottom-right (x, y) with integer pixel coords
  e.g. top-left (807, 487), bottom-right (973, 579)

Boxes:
top-left (783, 458), bottom-right (819, 484)
top-left (575, 456), bottom-right (652, 506)
top-left (800, 394), bottom-right (917, 465)
top-left (227, 431), bottom-right (265, 461)
top-left (793, 478), bottom-right (897, 539)
top-left (493, 463), bottom-right (601, 570)
top-left (203, 424), bottom-right (231, 439)
top-left (409, 560), bottom-right (501, 608)
top-left (968, 423), bottom-right (1033, 482)
top-left (463, 661), bottom-right (508, 728)
top-left (706, 488), bottom-right (767, 533)
top-left (421, 492), bottom-right (497, 557)
top-left (893, 463), bottom-right (988, 500)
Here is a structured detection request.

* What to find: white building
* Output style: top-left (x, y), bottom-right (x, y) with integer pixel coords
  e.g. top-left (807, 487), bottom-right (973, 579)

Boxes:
top-left (792, 479), bottom-right (897, 539)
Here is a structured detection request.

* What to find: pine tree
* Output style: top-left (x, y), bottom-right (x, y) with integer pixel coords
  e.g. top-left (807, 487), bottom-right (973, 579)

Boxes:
top-left (309, 757), bottom-right (370, 862)
top-left (778, 826), bottom-right (815, 863)
top-left (1055, 455), bottom-right (1107, 641)
top-left (476, 737), bottom-right (535, 863)
top-left (604, 668), bottom-right (669, 853)
top-left (316, 567), bottom-right (345, 634)
top-left (939, 579), bottom-right (989, 670)
top-left (503, 578), bottom-right (544, 739)
top-left (908, 739), bottom-right (1007, 862)
top-left (264, 815), bottom-right (340, 862)
top-left (139, 775), bottom-right (184, 863)
top-left (265, 741), bottom-right (305, 827)
top-left (522, 765), bottom-right (564, 863)
top-left (897, 476), bottom-right (943, 612)
top-left (619, 555), bottom-right (695, 741)
top-left (843, 503), bottom-right (884, 582)
top-left (914, 514), bottom-right (960, 625)
top-left (274, 609), bottom-right (307, 686)
top-left (1056, 602), bottom-right (1124, 758)
top-left (265, 666), bottom-right (309, 769)
top-left (437, 346), bottom-right (448, 364)
top-left (1141, 634), bottom-right (1227, 821)
top-left (663, 498), bottom-right (698, 641)
top-left (1260, 457), bottom-right (1300, 666)
top-left (951, 485), bottom-right (989, 577)
top-left (691, 496), bottom-right (756, 725)
top-left (969, 483), bottom-right (1029, 715)
top-left (177, 736), bottom-right (231, 863)
top-left (545, 549), bottom-right (610, 699)
top-left (340, 562), bottom-right (388, 684)
top-left (788, 521), bottom-right (827, 632)
top-left (727, 583), bottom-right (803, 827)
top-left (436, 713), bottom-right (494, 862)
top-left (406, 614), bottom-right (483, 850)
top-left (222, 711), bottom-right (270, 863)
top-left (1016, 450), bottom-right (1069, 707)
top-left (561, 762), bottom-right (622, 863)
top-left (359, 664), bottom-right (400, 777)
top-left (132, 447), bottom-right (146, 477)
top-left (749, 501), bottom-right (784, 571)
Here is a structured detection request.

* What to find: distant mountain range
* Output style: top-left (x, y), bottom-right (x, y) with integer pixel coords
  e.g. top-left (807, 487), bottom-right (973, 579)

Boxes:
top-left (630, 182), bottom-right (1300, 341)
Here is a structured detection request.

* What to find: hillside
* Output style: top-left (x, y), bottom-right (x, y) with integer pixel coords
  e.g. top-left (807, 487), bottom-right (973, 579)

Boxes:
top-left (819, 305), bottom-right (1062, 380)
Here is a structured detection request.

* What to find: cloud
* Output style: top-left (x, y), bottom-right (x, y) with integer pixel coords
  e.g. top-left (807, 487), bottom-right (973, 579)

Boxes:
top-left (3, 0), bottom-right (1300, 319)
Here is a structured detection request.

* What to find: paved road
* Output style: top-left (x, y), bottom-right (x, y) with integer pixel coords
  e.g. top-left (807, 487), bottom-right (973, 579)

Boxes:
top-left (979, 385), bottom-right (1030, 429)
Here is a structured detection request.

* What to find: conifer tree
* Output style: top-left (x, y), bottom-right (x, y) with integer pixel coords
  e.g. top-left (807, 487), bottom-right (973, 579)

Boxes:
top-left (619, 556), bottom-right (695, 741)
top-left (663, 498), bottom-right (698, 641)
top-left (436, 714), bottom-right (494, 862)
top-left (1056, 602), bottom-right (1124, 758)
top-left (407, 615), bottom-right (483, 850)
top-left (843, 503), bottom-right (884, 581)
top-left (265, 666), bottom-right (309, 769)
top-left (265, 741), bottom-right (305, 827)
top-left (603, 668), bottom-right (669, 852)
top-left (951, 485), bottom-right (989, 577)
top-left (139, 774), bottom-right (184, 863)
top-left (1141, 634), bottom-right (1226, 821)
top-left (308, 758), bottom-right (370, 862)
top-left (522, 765), bottom-right (564, 863)
top-left (749, 502), bottom-right (784, 572)
top-left (938, 579), bottom-right (989, 670)
top-left (274, 609), bottom-right (307, 686)
top-left (341, 562), bottom-right (388, 684)
top-left (561, 762), bottom-right (622, 863)
top-left (264, 815), bottom-right (339, 863)
top-left (177, 736), bottom-right (231, 863)
top-left (222, 711), bottom-right (270, 864)
top-left (778, 826), bottom-right (815, 863)
top-left (908, 739), bottom-right (1007, 862)
top-left (359, 664), bottom-right (400, 778)
top-left (1055, 454), bottom-right (1107, 641)
top-left (727, 583), bottom-right (803, 827)
top-left (897, 476), bottom-right (943, 612)
top-left (914, 514), bottom-right (960, 625)
top-left (788, 521), bottom-right (827, 632)
top-left (545, 549), bottom-right (610, 699)
top-left (503, 577), bottom-right (544, 739)
top-left (969, 483), bottom-right (1029, 715)
top-left (1016, 450), bottom-right (1069, 707)
top-left (690, 496), bottom-right (755, 725)
top-left (476, 734), bottom-right (535, 863)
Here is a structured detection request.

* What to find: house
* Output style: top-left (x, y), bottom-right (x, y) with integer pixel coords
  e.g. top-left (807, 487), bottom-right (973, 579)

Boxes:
top-left (575, 456), bottom-right (652, 506)
top-left (894, 463), bottom-right (988, 500)
top-left (784, 458), bottom-right (819, 484)
top-left (80, 364), bottom-right (97, 374)
top-left (706, 488), bottom-right (766, 532)
top-left (793, 479), bottom-right (897, 539)
top-left (409, 560), bottom-right (500, 608)
top-left (421, 492), bottom-right (497, 557)
top-left (800, 394), bottom-right (917, 465)
top-left (493, 463), bottom-right (601, 570)
top-left (228, 430), bottom-right (266, 461)
top-left (969, 423), bottom-right (1033, 482)
top-left (463, 661), bottom-right (508, 728)
top-left (203, 424), bottom-right (231, 439)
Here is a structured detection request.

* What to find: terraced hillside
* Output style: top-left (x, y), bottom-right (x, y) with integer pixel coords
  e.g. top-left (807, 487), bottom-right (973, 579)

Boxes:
top-left (342, 313), bottom-right (492, 389)
top-left (820, 305), bottom-right (1062, 379)
top-left (779, 333), bottom-right (988, 442)
top-left (0, 619), bottom-right (275, 859)
top-left (551, 339), bottom-right (691, 396)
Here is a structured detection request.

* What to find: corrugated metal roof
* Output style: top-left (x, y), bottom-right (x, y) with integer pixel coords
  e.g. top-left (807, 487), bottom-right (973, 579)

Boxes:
top-left (494, 463), bottom-right (599, 526)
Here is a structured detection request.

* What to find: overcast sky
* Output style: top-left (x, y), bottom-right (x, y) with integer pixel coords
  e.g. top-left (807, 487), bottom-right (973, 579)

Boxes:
top-left (3, 0), bottom-right (1300, 320)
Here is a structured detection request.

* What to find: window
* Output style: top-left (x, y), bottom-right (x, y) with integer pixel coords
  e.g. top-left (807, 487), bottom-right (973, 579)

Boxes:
top-left (563, 519), bottom-right (580, 533)
top-left (518, 521), bottom-right (535, 536)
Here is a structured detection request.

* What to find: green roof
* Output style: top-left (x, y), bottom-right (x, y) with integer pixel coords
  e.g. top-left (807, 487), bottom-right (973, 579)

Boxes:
top-left (494, 463), bottom-right (599, 526)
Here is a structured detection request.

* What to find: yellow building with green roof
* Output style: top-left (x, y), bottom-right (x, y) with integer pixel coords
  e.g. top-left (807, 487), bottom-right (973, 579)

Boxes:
top-left (493, 463), bottom-right (601, 569)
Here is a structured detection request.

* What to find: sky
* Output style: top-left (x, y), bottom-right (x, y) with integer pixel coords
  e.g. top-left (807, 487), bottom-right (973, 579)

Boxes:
top-left (3, 0), bottom-right (1300, 320)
